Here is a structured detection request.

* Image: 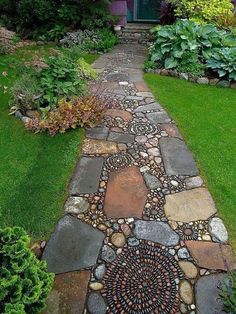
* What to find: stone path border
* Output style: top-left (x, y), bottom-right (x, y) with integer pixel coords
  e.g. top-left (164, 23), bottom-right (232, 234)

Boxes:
top-left (42, 44), bottom-right (236, 314)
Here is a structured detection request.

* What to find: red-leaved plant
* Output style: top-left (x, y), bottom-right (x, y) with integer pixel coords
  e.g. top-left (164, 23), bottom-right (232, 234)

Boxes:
top-left (25, 94), bottom-right (112, 136)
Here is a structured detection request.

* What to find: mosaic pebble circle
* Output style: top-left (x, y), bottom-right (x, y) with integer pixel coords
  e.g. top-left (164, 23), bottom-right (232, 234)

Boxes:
top-left (105, 152), bottom-right (133, 171)
top-left (102, 241), bottom-right (183, 314)
top-left (128, 122), bottom-right (160, 136)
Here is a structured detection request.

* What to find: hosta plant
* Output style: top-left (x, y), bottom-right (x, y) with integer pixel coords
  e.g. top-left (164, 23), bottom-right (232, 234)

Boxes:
top-left (205, 47), bottom-right (236, 81)
top-left (0, 226), bottom-right (54, 314)
top-left (26, 94), bottom-right (112, 136)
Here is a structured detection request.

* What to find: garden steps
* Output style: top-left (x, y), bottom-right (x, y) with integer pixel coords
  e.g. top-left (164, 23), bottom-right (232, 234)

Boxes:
top-left (117, 23), bottom-right (154, 44)
top-left (42, 43), bottom-right (235, 314)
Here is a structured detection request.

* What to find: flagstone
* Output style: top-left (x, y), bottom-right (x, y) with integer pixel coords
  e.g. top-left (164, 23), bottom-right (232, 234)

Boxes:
top-left (146, 111), bottom-right (171, 124)
top-left (107, 132), bottom-right (135, 144)
top-left (134, 102), bottom-right (162, 113)
top-left (164, 188), bottom-right (217, 222)
top-left (105, 109), bottom-right (133, 122)
top-left (104, 166), bottom-right (148, 218)
top-left (69, 157), bottom-right (104, 194)
top-left (85, 126), bottom-right (109, 140)
top-left (135, 81), bottom-right (150, 91)
top-left (134, 220), bottom-right (180, 246)
top-left (160, 138), bottom-right (198, 176)
top-left (44, 271), bottom-right (90, 314)
top-left (195, 274), bottom-right (228, 314)
top-left (42, 215), bottom-right (105, 274)
top-left (82, 139), bottom-right (118, 155)
top-left (185, 240), bottom-right (236, 270)
top-left (160, 124), bottom-right (183, 139)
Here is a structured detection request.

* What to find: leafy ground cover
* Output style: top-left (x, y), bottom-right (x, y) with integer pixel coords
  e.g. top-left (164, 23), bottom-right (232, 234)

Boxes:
top-left (0, 45), bottom-right (97, 240)
top-left (145, 73), bottom-right (236, 251)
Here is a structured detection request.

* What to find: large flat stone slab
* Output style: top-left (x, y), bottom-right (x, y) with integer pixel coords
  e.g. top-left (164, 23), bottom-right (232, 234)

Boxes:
top-left (69, 157), bottom-right (103, 194)
top-left (44, 271), bottom-right (90, 314)
top-left (164, 188), bottom-right (217, 222)
top-left (185, 241), bottom-right (236, 270)
top-left (85, 126), bottom-right (109, 140)
top-left (195, 274), bottom-right (228, 314)
top-left (134, 103), bottom-right (162, 113)
top-left (146, 111), bottom-right (171, 124)
top-left (160, 138), bottom-right (198, 176)
top-left (82, 139), bottom-right (118, 155)
top-left (134, 220), bottom-right (180, 246)
top-left (104, 166), bottom-right (148, 218)
top-left (107, 132), bottom-right (135, 144)
top-left (105, 109), bottom-right (133, 122)
top-left (42, 216), bottom-right (105, 274)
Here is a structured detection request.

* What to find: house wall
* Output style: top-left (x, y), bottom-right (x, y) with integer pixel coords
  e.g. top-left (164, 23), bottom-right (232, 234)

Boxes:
top-left (109, 0), bottom-right (128, 26)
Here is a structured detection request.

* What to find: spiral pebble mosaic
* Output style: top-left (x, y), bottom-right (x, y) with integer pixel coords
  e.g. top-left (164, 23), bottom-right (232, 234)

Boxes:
top-left (102, 241), bottom-right (183, 314)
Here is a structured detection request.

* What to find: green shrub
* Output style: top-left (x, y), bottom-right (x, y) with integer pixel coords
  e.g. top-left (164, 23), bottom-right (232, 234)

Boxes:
top-left (0, 0), bottom-right (113, 38)
top-left (205, 47), bottom-right (236, 81)
top-left (39, 54), bottom-right (90, 109)
top-left (168, 0), bottom-right (234, 26)
top-left (0, 226), bottom-right (54, 314)
top-left (220, 272), bottom-right (236, 313)
top-left (60, 29), bottom-right (118, 53)
top-left (10, 52), bottom-right (97, 111)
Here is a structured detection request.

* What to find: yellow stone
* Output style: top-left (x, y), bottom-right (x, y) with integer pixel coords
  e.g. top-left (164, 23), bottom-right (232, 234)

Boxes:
top-left (179, 261), bottom-right (198, 279)
top-left (82, 139), bottom-right (118, 155)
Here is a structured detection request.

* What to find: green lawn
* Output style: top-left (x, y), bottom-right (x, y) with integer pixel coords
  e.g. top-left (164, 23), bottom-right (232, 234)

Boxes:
top-left (0, 45), bottom-right (97, 240)
top-left (145, 74), bottom-right (236, 251)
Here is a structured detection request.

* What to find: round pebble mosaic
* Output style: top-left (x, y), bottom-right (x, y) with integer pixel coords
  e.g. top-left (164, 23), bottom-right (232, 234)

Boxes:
top-left (105, 152), bottom-right (133, 171)
top-left (128, 121), bottom-right (160, 136)
top-left (102, 241), bottom-right (183, 314)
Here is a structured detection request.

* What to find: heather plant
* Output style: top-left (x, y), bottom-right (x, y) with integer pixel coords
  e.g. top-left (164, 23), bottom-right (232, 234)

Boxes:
top-left (0, 226), bottom-right (54, 314)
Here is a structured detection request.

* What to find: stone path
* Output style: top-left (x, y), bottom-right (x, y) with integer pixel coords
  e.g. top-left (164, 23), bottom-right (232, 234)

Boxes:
top-left (42, 44), bottom-right (236, 314)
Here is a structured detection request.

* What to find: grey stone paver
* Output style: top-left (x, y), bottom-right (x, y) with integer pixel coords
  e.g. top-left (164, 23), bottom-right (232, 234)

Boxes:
top-left (134, 102), bottom-right (162, 113)
top-left (42, 216), bottom-right (105, 274)
top-left (134, 220), bottom-right (180, 246)
top-left (146, 111), bottom-right (171, 124)
top-left (107, 131), bottom-right (135, 143)
top-left (85, 126), bottom-right (109, 140)
top-left (87, 293), bottom-right (107, 314)
top-left (69, 156), bottom-right (104, 194)
top-left (195, 274), bottom-right (228, 314)
top-left (160, 137), bottom-right (199, 176)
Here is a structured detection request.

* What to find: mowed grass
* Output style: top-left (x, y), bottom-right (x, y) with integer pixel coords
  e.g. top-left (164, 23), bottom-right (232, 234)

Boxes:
top-left (145, 74), bottom-right (236, 251)
top-left (0, 45), bottom-right (97, 240)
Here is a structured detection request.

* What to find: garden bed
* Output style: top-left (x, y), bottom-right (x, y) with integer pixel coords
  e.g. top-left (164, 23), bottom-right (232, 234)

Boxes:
top-left (0, 44), bottom-right (98, 240)
top-left (146, 68), bottom-right (236, 88)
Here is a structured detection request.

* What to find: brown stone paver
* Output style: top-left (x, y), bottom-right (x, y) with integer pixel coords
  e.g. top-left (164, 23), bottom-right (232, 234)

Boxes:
top-left (45, 271), bottom-right (90, 314)
top-left (104, 166), bottom-right (148, 218)
top-left (164, 188), bottom-right (217, 222)
top-left (105, 109), bottom-right (133, 122)
top-left (185, 241), bottom-right (236, 271)
top-left (44, 44), bottom-right (235, 314)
